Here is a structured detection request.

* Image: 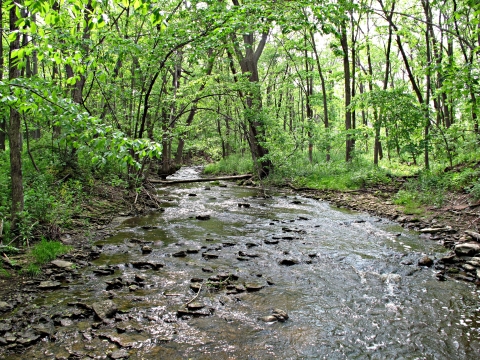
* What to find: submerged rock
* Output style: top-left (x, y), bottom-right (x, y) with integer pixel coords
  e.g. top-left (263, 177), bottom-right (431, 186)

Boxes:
top-left (245, 282), bottom-right (264, 292)
top-left (438, 254), bottom-right (456, 264)
top-left (176, 307), bottom-right (214, 317)
top-left (141, 246), bottom-right (152, 254)
top-left (272, 309), bottom-right (289, 322)
top-left (418, 256), bottom-right (434, 267)
top-left (17, 332), bottom-right (41, 346)
top-left (234, 284), bottom-right (246, 293)
top-left (106, 278), bottom-right (124, 290)
top-left (260, 309), bottom-right (289, 323)
top-left (190, 283), bottom-right (202, 293)
top-left (279, 258), bottom-right (300, 266)
top-left (186, 302), bottom-right (205, 310)
top-left (222, 242), bottom-right (236, 247)
top-left (134, 274), bottom-right (146, 283)
top-left (94, 265), bottom-right (115, 276)
top-left (130, 261), bottom-right (164, 270)
top-left (110, 349), bottom-right (129, 359)
top-left (38, 281), bottom-right (62, 290)
top-left (264, 239), bottom-right (279, 245)
top-left (260, 315), bottom-right (278, 322)
top-left (92, 300), bottom-right (118, 321)
top-left (196, 214), bottom-right (211, 220)
top-left (172, 250), bottom-right (187, 258)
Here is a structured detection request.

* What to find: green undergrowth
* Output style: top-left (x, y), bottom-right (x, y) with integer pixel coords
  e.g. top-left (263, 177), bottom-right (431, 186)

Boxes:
top-left (204, 153), bottom-right (253, 175)
top-left (393, 159), bottom-right (480, 210)
top-left (280, 154), bottom-right (403, 191)
top-left (204, 151), bottom-right (480, 215)
top-left (0, 142), bottom-right (131, 247)
top-left (22, 239), bottom-right (72, 277)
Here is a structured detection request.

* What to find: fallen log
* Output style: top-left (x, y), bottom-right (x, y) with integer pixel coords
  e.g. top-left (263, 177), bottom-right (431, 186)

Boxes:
top-left (148, 174), bottom-right (252, 185)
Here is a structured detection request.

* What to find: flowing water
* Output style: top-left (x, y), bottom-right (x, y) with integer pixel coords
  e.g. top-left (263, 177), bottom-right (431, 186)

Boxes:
top-left (9, 167), bottom-right (480, 359)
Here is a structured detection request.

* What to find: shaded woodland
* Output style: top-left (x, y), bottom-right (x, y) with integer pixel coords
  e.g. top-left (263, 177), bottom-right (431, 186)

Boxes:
top-left (1, 0), bottom-right (479, 244)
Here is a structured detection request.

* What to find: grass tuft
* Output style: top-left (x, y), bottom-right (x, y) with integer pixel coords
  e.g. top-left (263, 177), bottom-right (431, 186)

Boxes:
top-left (30, 239), bottom-right (72, 265)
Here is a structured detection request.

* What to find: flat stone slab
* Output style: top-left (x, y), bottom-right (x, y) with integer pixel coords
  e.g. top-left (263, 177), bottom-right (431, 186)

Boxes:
top-left (455, 243), bottom-right (480, 256)
top-left (245, 282), bottom-right (264, 292)
top-left (0, 301), bottom-right (13, 312)
top-left (130, 261), bottom-right (164, 270)
top-left (38, 281), bottom-right (62, 290)
top-left (419, 227), bottom-right (451, 233)
top-left (279, 258), bottom-right (300, 266)
top-left (51, 260), bottom-right (74, 269)
top-left (92, 300), bottom-right (118, 320)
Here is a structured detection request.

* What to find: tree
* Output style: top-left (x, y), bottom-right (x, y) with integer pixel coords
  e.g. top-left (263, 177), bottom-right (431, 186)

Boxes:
top-left (230, 0), bottom-right (273, 178)
top-left (8, 0), bottom-right (24, 238)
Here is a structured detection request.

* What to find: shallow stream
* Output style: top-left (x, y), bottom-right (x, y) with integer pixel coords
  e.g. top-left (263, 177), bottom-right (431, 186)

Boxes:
top-left (11, 167), bottom-right (480, 359)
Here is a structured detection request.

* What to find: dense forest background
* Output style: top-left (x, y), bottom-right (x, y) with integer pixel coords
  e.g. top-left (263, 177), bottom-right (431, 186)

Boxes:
top-left (0, 0), bottom-right (479, 247)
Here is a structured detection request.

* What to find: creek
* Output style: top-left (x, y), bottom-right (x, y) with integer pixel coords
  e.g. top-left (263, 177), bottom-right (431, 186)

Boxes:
top-left (5, 167), bottom-right (480, 359)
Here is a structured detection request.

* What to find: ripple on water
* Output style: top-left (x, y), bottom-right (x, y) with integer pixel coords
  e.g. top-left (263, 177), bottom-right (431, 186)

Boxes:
top-left (8, 167), bottom-right (480, 360)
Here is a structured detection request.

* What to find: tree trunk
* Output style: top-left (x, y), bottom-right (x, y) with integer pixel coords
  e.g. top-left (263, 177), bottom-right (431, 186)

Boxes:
top-left (310, 30), bottom-right (330, 161)
top-left (374, 2), bottom-right (395, 165)
top-left (175, 49), bottom-right (215, 163)
top-left (9, 2), bottom-right (24, 239)
top-left (304, 34), bottom-right (314, 164)
top-left (230, 4), bottom-right (272, 178)
top-left (0, 0), bottom-right (5, 151)
top-left (380, 0), bottom-right (429, 168)
top-left (340, 21), bottom-right (353, 162)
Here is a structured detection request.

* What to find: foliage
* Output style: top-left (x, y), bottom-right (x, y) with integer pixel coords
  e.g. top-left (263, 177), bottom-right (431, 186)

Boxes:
top-left (28, 238), bottom-right (72, 267)
top-left (0, 265), bottom-right (11, 278)
top-left (393, 190), bottom-right (425, 215)
top-left (204, 154), bottom-right (253, 175)
top-left (469, 180), bottom-right (480, 201)
top-left (0, 0), bottom-right (479, 246)
top-left (287, 155), bottom-right (393, 190)
top-left (23, 263), bottom-right (41, 277)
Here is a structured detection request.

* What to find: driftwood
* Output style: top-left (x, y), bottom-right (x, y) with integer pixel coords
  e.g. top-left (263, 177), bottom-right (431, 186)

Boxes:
top-left (148, 174), bottom-right (252, 185)
top-left (185, 282), bottom-right (203, 305)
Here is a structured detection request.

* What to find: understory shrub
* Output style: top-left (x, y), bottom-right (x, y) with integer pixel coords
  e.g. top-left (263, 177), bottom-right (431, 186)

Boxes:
top-left (204, 154), bottom-right (253, 175)
top-left (21, 238), bottom-right (71, 277)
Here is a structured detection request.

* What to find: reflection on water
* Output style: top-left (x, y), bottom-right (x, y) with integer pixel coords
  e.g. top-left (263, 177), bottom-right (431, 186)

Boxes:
top-left (8, 167), bottom-right (480, 359)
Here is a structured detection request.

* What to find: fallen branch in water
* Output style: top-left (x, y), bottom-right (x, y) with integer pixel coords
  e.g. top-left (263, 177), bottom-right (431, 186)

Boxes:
top-left (185, 282), bottom-right (203, 305)
top-left (148, 174), bottom-right (252, 185)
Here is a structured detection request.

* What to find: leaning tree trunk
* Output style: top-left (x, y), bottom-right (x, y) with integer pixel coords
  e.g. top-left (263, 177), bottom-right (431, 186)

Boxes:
top-left (231, 27), bottom-right (272, 177)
